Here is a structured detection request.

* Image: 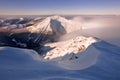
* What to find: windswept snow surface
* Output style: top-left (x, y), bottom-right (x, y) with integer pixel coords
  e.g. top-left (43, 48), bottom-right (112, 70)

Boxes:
top-left (0, 36), bottom-right (120, 80)
top-left (42, 36), bottom-right (100, 70)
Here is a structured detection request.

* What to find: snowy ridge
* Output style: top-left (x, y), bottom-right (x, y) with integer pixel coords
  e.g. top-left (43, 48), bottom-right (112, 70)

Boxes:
top-left (41, 36), bottom-right (98, 60)
top-left (40, 36), bottom-right (102, 70)
top-left (27, 16), bottom-right (82, 35)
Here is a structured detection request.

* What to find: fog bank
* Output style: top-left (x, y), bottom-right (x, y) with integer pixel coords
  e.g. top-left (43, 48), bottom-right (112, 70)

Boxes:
top-left (60, 16), bottom-right (120, 46)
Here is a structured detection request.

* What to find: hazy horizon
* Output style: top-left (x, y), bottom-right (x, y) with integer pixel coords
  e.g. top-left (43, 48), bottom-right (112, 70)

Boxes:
top-left (0, 0), bottom-right (120, 15)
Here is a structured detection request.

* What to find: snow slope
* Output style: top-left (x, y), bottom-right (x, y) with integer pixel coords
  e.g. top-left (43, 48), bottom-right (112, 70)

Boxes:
top-left (0, 36), bottom-right (120, 80)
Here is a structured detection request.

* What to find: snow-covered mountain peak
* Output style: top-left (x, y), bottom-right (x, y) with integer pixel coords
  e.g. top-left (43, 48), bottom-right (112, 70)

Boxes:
top-left (27, 16), bottom-right (82, 36)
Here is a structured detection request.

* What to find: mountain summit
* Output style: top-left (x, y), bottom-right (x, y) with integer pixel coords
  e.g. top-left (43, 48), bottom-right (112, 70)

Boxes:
top-left (27, 16), bottom-right (82, 37)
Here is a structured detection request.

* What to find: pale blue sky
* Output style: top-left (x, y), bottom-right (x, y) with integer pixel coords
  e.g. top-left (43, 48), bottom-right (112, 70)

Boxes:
top-left (0, 0), bottom-right (120, 15)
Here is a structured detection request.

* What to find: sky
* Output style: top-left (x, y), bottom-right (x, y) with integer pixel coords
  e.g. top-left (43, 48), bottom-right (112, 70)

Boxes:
top-left (0, 0), bottom-right (120, 15)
